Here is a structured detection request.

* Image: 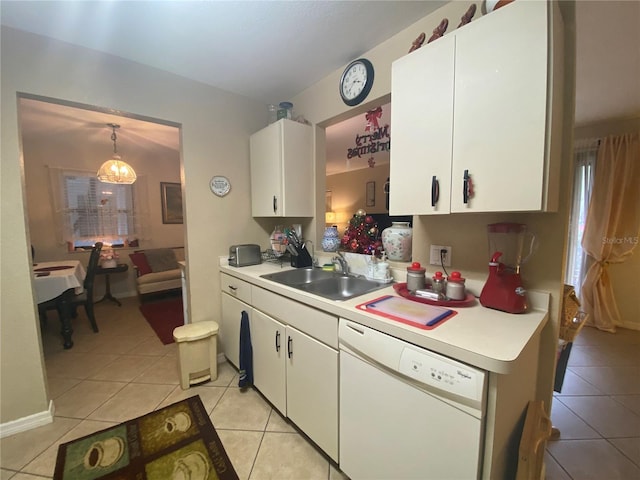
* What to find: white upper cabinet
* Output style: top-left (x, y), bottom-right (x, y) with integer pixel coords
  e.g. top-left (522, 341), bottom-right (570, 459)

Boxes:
top-left (250, 119), bottom-right (314, 217)
top-left (390, 34), bottom-right (455, 215)
top-left (390, 1), bottom-right (563, 215)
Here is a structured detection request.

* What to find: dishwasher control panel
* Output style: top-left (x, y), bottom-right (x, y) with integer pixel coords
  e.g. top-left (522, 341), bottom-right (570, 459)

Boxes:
top-left (339, 319), bottom-right (485, 403)
top-left (399, 346), bottom-right (483, 401)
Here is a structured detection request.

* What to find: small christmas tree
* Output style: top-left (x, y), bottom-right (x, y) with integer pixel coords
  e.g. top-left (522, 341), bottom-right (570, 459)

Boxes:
top-left (340, 209), bottom-right (383, 256)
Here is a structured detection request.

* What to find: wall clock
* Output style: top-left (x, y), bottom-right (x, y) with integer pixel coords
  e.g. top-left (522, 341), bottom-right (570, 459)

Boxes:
top-left (210, 175), bottom-right (231, 197)
top-left (339, 58), bottom-right (375, 106)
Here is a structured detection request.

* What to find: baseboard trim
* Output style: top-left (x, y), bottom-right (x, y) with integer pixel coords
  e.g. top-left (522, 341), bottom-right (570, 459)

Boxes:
top-left (618, 321), bottom-right (640, 332)
top-left (0, 400), bottom-right (54, 438)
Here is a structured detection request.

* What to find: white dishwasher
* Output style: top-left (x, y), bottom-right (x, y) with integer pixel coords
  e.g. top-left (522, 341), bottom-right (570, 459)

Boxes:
top-left (339, 319), bottom-right (487, 480)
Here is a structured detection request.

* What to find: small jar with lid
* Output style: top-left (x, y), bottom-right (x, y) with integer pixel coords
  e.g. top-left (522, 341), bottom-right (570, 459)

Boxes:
top-left (406, 262), bottom-right (426, 293)
top-left (431, 271), bottom-right (445, 295)
top-left (277, 102), bottom-right (293, 120)
top-left (445, 271), bottom-right (466, 300)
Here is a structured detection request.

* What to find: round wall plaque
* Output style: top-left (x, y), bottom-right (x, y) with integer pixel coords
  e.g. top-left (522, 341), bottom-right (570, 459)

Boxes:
top-left (210, 176), bottom-right (231, 197)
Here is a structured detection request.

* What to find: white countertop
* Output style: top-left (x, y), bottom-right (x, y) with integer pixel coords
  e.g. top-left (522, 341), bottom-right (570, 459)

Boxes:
top-left (219, 259), bottom-right (549, 374)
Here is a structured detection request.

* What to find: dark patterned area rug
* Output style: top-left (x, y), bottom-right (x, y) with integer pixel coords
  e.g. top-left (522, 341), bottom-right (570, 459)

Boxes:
top-left (54, 395), bottom-right (238, 480)
top-left (139, 297), bottom-right (184, 344)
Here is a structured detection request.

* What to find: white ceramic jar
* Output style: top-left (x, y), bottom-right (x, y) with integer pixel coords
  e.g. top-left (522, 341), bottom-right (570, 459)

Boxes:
top-left (406, 262), bottom-right (426, 292)
top-left (321, 226), bottom-right (340, 252)
top-left (381, 222), bottom-right (413, 261)
top-left (445, 271), bottom-right (466, 300)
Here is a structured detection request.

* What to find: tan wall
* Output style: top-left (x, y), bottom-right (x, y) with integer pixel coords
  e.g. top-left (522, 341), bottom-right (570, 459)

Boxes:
top-left (294, 1), bottom-right (577, 406)
top-left (1, 26), bottom-right (268, 424)
top-left (610, 259), bottom-right (640, 330)
top-left (23, 131), bottom-right (182, 298)
top-left (326, 166), bottom-right (390, 233)
top-left (574, 116), bottom-right (640, 330)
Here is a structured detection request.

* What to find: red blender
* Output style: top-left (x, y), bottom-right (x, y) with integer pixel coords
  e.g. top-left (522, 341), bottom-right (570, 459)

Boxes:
top-left (480, 223), bottom-right (537, 314)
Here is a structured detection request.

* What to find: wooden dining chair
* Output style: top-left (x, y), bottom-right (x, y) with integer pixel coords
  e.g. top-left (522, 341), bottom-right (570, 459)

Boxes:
top-left (39, 242), bottom-right (103, 332)
top-left (70, 242), bottom-right (103, 332)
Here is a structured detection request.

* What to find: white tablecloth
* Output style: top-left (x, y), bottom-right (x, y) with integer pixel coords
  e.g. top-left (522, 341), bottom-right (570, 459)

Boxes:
top-left (33, 260), bottom-right (86, 303)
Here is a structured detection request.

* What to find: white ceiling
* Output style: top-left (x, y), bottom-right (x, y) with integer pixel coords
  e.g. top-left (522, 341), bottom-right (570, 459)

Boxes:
top-left (4, 1), bottom-right (640, 175)
top-left (18, 98), bottom-right (181, 157)
top-left (0, 0), bottom-right (446, 105)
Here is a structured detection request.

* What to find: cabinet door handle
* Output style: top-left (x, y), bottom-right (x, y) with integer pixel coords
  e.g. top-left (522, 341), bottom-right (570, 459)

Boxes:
top-left (463, 170), bottom-right (473, 204)
top-left (273, 195), bottom-right (277, 214)
top-left (287, 336), bottom-right (293, 358)
top-left (431, 176), bottom-right (439, 207)
top-left (275, 331), bottom-right (281, 352)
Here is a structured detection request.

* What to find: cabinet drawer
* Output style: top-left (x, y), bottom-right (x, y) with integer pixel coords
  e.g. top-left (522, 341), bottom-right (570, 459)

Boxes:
top-left (252, 286), bottom-right (338, 349)
top-left (220, 273), bottom-right (252, 304)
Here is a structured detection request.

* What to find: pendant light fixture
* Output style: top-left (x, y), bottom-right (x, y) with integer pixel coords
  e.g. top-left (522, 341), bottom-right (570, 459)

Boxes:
top-left (97, 123), bottom-right (137, 184)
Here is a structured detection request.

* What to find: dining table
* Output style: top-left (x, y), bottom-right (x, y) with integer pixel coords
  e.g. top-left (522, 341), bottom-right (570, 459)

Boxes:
top-left (33, 260), bottom-right (86, 349)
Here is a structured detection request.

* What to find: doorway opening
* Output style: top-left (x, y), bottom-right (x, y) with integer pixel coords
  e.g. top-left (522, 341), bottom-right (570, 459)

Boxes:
top-left (323, 99), bottom-right (410, 239)
top-left (19, 94), bottom-right (183, 263)
top-left (18, 94), bottom-right (184, 391)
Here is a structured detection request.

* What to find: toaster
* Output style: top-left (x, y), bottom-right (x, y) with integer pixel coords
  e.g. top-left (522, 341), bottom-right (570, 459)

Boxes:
top-left (228, 244), bottom-right (262, 267)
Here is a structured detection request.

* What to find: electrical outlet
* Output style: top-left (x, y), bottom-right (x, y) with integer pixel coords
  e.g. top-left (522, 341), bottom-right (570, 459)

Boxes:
top-left (429, 245), bottom-right (452, 267)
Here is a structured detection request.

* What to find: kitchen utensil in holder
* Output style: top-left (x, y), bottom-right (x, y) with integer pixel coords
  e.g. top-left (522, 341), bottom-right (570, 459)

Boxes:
top-left (291, 245), bottom-right (313, 268)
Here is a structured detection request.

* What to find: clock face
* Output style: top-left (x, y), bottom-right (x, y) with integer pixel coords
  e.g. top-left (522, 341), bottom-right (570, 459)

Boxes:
top-left (340, 59), bottom-right (374, 106)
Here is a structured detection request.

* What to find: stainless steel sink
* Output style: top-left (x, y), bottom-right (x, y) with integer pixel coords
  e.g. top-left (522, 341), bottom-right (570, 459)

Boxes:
top-left (261, 267), bottom-right (336, 285)
top-left (260, 267), bottom-right (390, 301)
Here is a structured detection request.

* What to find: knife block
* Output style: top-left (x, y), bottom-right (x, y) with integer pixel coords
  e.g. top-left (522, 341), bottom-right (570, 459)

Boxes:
top-left (291, 246), bottom-right (313, 268)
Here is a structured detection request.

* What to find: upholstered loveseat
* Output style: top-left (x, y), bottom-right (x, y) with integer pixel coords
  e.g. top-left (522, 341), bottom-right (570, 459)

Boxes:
top-left (129, 247), bottom-right (184, 298)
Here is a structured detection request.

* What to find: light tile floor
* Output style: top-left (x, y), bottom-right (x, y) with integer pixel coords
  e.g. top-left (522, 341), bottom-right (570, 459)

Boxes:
top-left (0, 297), bottom-right (347, 480)
top-left (545, 325), bottom-right (640, 479)
top-left (2, 298), bottom-right (638, 479)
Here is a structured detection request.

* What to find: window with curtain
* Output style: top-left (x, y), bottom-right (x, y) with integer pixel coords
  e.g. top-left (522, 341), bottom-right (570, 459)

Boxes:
top-left (48, 167), bottom-right (149, 248)
top-left (564, 140), bottom-right (598, 296)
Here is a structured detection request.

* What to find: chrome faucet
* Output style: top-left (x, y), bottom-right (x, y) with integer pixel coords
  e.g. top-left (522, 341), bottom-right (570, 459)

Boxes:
top-left (332, 251), bottom-right (349, 275)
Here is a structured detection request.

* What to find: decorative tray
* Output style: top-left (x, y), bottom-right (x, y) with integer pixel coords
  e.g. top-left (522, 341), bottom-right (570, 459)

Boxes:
top-left (393, 282), bottom-right (476, 307)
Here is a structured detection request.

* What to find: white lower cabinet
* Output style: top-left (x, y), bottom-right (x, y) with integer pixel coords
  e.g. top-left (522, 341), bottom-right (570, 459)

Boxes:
top-left (220, 273), bottom-right (252, 369)
top-left (251, 309), bottom-right (286, 413)
top-left (236, 284), bottom-right (339, 462)
top-left (285, 325), bottom-right (338, 462)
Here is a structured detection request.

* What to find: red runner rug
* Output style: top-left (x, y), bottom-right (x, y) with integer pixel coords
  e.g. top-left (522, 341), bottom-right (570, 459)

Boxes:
top-left (139, 297), bottom-right (184, 344)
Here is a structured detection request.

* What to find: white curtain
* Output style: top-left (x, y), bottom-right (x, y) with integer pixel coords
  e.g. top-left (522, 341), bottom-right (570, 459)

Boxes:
top-left (47, 166), bottom-right (150, 245)
top-left (565, 140), bottom-right (598, 297)
top-left (132, 174), bottom-right (151, 242)
top-left (581, 132), bottom-right (640, 332)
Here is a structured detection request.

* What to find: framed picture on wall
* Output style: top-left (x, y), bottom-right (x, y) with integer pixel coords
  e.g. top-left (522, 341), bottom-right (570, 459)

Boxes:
top-left (161, 182), bottom-right (183, 224)
top-left (366, 181), bottom-right (375, 207)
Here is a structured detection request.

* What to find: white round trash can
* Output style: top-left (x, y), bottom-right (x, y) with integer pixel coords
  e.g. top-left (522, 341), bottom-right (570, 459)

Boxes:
top-left (173, 321), bottom-right (219, 390)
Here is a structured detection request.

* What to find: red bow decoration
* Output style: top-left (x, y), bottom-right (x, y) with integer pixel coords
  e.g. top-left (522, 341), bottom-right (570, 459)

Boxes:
top-left (365, 107), bottom-right (383, 132)
top-left (368, 157), bottom-right (376, 168)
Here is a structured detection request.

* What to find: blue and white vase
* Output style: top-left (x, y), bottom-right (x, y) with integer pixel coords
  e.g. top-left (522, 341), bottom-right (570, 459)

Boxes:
top-left (322, 226), bottom-right (340, 252)
top-left (381, 222), bottom-right (413, 261)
